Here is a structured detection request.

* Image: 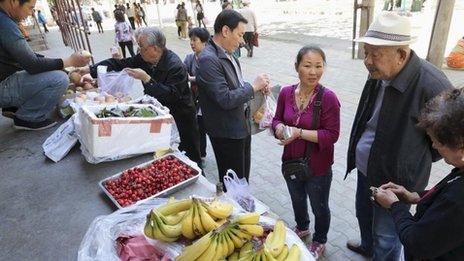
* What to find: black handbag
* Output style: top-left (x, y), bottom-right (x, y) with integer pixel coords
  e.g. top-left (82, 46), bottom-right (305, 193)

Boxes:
top-left (281, 86), bottom-right (324, 181)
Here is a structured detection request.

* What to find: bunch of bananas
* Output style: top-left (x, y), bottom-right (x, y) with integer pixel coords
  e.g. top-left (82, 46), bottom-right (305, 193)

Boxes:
top-left (144, 197), bottom-right (235, 242)
top-left (228, 220), bottom-right (301, 261)
top-left (176, 212), bottom-right (264, 261)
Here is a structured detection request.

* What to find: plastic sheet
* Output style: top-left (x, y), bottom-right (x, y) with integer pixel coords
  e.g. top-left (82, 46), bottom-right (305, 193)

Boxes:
top-left (78, 198), bottom-right (183, 261)
top-left (223, 169), bottom-right (256, 212)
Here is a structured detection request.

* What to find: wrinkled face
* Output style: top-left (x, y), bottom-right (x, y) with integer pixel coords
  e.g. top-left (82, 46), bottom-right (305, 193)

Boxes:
top-left (189, 36), bottom-right (206, 54)
top-left (8, 0), bottom-right (36, 22)
top-left (137, 35), bottom-right (161, 64)
top-left (222, 22), bottom-right (246, 53)
top-left (363, 44), bottom-right (404, 80)
top-left (428, 131), bottom-right (464, 168)
top-left (295, 51), bottom-right (325, 88)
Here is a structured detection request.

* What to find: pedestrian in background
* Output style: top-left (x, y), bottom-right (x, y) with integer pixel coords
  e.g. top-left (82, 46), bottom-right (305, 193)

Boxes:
top-left (272, 46), bottom-right (340, 259)
top-left (137, 3), bottom-right (147, 26)
top-left (91, 8), bottom-right (103, 33)
top-left (196, 10), bottom-right (270, 188)
top-left (195, 0), bottom-right (206, 28)
top-left (238, 0), bottom-right (257, 57)
top-left (345, 12), bottom-right (454, 260)
top-left (37, 10), bottom-right (49, 33)
top-left (184, 27), bottom-right (210, 165)
top-left (133, 3), bottom-right (142, 28)
top-left (175, 4), bottom-right (182, 38)
top-left (125, 3), bottom-right (135, 30)
top-left (114, 11), bottom-right (135, 58)
top-left (176, 2), bottom-right (188, 39)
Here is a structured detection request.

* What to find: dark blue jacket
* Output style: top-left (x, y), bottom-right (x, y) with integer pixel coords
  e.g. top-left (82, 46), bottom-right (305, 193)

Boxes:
top-left (345, 51), bottom-right (454, 191)
top-left (196, 38), bottom-right (254, 139)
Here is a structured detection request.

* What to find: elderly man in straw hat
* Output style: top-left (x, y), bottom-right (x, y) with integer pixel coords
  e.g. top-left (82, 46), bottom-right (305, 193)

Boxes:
top-left (344, 12), bottom-right (454, 260)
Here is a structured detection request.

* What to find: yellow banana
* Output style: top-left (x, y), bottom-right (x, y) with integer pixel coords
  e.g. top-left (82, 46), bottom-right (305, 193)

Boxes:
top-left (228, 252), bottom-right (239, 261)
top-left (220, 232), bottom-right (234, 258)
top-left (157, 198), bottom-right (192, 216)
top-left (163, 210), bottom-right (186, 225)
top-left (216, 218), bottom-right (228, 226)
top-left (266, 220), bottom-right (286, 257)
top-left (167, 197), bottom-right (176, 204)
top-left (263, 247), bottom-right (278, 261)
top-left (275, 245), bottom-right (288, 261)
top-left (233, 212), bottom-right (261, 225)
top-left (205, 200), bottom-right (233, 219)
top-left (195, 234), bottom-right (218, 261)
top-left (193, 201), bottom-right (207, 236)
top-left (198, 201), bottom-right (220, 232)
top-left (153, 212), bottom-right (182, 238)
top-left (181, 206), bottom-right (195, 239)
top-left (239, 242), bottom-right (253, 259)
top-left (144, 215), bottom-right (154, 239)
top-left (212, 234), bottom-right (224, 261)
top-left (285, 244), bottom-right (300, 261)
top-left (176, 231), bottom-right (213, 261)
top-left (230, 227), bottom-right (253, 241)
top-left (151, 217), bottom-right (178, 242)
top-left (226, 229), bottom-right (245, 248)
top-left (238, 224), bottom-right (264, 237)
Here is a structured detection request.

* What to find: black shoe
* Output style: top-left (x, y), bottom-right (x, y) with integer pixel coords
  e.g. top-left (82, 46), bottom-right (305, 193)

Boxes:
top-left (13, 117), bottom-right (57, 131)
top-left (346, 239), bottom-right (373, 258)
top-left (2, 107), bottom-right (18, 119)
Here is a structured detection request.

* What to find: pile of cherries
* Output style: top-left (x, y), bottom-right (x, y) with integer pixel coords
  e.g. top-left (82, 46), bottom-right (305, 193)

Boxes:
top-left (104, 156), bottom-right (197, 207)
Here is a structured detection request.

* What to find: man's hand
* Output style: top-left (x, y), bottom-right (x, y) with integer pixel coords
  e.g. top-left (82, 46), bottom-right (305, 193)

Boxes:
top-left (63, 52), bottom-right (92, 68)
top-left (252, 73), bottom-right (270, 92)
top-left (380, 182), bottom-right (420, 204)
top-left (72, 66), bottom-right (90, 75)
top-left (373, 188), bottom-right (399, 209)
top-left (126, 68), bottom-right (151, 83)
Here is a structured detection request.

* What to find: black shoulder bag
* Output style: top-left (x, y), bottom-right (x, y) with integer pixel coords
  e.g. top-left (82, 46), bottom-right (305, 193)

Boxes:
top-left (281, 86), bottom-right (324, 181)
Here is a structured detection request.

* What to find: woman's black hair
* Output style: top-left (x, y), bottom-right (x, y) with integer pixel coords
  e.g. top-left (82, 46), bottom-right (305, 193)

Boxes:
top-left (295, 45), bottom-right (327, 67)
top-left (188, 27), bottom-right (210, 43)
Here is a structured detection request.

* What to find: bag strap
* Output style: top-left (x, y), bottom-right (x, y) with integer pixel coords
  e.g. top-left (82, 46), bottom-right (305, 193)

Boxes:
top-left (304, 86), bottom-right (325, 160)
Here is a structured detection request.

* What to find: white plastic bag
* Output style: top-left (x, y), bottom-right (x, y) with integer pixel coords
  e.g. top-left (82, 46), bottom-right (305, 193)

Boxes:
top-left (97, 66), bottom-right (143, 98)
top-left (42, 115), bottom-right (78, 162)
top-left (223, 169), bottom-right (255, 212)
top-left (259, 94), bottom-right (277, 129)
top-left (78, 198), bottom-right (183, 261)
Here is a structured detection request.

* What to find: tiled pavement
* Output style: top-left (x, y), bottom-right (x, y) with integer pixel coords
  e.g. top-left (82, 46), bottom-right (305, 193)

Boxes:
top-left (5, 23), bottom-right (464, 260)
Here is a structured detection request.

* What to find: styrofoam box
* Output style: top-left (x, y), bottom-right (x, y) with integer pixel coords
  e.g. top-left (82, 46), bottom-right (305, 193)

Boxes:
top-left (79, 104), bottom-right (173, 158)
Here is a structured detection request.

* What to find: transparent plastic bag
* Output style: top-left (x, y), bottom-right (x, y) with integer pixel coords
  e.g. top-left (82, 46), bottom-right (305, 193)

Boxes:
top-left (258, 94), bottom-right (277, 129)
top-left (78, 198), bottom-right (183, 261)
top-left (223, 169), bottom-right (255, 212)
top-left (97, 66), bottom-right (144, 98)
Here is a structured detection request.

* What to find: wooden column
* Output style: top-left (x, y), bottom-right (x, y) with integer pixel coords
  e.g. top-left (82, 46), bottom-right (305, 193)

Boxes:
top-left (427, 0), bottom-right (455, 68)
top-left (357, 0), bottom-right (375, 59)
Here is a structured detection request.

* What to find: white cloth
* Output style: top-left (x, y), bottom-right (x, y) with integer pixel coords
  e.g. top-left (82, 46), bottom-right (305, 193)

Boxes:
top-left (238, 7), bottom-right (257, 32)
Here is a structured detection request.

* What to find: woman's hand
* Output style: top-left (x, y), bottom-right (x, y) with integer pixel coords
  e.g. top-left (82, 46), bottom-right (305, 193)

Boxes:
top-left (278, 126), bottom-right (300, 145)
top-left (373, 188), bottom-right (399, 209)
top-left (275, 123), bottom-right (285, 140)
top-left (126, 68), bottom-right (151, 83)
top-left (380, 182), bottom-right (420, 204)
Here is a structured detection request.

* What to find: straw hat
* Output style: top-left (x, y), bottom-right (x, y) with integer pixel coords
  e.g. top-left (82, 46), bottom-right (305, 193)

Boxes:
top-left (355, 12), bottom-right (417, 46)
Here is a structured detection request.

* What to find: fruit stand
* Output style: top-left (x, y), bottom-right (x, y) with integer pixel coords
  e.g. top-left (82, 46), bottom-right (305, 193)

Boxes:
top-left (78, 153), bottom-right (314, 261)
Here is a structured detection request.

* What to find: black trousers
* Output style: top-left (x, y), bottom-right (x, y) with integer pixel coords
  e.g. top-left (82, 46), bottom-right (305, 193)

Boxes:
top-left (197, 115), bottom-right (207, 157)
top-left (128, 17), bottom-right (135, 30)
top-left (171, 107), bottom-right (202, 170)
top-left (210, 135), bottom-right (251, 189)
top-left (96, 21), bottom-right (103, 33)
top-left (243, 32), bottom-right (254, 57)
top-left (118, 41), bottom-right (135, 58)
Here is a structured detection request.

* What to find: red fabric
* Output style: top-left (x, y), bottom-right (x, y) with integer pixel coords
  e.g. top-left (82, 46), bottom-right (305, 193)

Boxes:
top-left (117, 235), bottom-right (172, 261)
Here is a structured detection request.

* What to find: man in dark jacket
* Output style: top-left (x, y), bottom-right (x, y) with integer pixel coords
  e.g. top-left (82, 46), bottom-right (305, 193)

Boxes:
top-left (196, 10), bottom-right (269, 186)
top-left (91, 8), bottom-right (103, 33)
top-left (80, 27), bottom-right (201, 168)
top-left (344, 12), bottom-right (454, 260)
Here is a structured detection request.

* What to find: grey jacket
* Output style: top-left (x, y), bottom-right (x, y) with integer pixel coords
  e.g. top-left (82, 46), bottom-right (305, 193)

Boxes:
top-left (345, 51), bottom-right (454, 191)
top-left (196, 38), bottom-right (254, 139)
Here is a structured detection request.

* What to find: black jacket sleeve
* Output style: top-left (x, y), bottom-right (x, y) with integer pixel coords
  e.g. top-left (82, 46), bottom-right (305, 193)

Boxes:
top-left (143, 63), bottom-right (185, 105)
top-left (390, 194), bottom-right (464, 259)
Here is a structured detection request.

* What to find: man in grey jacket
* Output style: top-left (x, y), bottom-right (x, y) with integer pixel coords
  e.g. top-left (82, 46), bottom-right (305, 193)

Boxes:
top-left (0, 0), bottom-right (90, 130)
top-left (196, 10), bottom-right (269, 187)
top-left (345, 12), bottom-right (454, 260)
